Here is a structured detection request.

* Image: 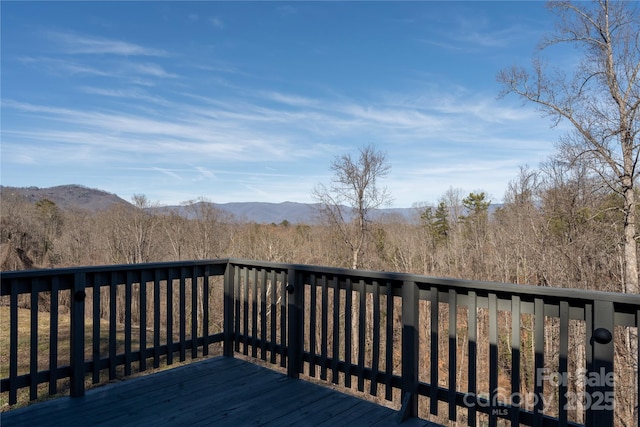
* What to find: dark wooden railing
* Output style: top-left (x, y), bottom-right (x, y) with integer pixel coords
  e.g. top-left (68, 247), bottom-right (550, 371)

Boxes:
top-left (2, 259), bottom-right (639, 427)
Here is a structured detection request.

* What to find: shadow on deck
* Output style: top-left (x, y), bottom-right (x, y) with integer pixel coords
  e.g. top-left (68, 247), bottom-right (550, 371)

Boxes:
top-left (1, 357), bottom-right (433, 426)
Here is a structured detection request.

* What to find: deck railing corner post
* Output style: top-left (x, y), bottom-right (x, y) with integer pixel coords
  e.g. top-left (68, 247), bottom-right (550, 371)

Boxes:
top-left (586, 299), bottom-right (615, 427)
top-left (70, 271), bottom-right (86, 398)
top-left (223, 262), bottom-right (235, 358)
top-left (287, 267), bottom-right (302, 379)
top-left (399, 280), bottom-right (419, 421)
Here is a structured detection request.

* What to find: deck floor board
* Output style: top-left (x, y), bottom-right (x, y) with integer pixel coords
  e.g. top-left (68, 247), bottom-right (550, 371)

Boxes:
top-left (1, 357), bottom-right (433, 426)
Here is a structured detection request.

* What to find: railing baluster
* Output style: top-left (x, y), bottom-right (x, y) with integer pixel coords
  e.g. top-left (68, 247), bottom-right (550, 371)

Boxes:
top-left (279, 270), bottom-right (287, 368)
top-left (203, 268), bottom-right (210, 357)
top-left (309, 273), bottom-right (317, 377)
top-left (223, 263), bottom-right (234, 358)
top-left (179, 268), bottom-right (186, 362)
top-left (489, 293), bottom-right (498, 427)
top-left (234, 265), bottom-right (240, 354)
top-left (260, 269), bottom-right (267, 360)
top-left (153, 270), bottom-right (161, 368)
top-left (269, 269), bottom-right (277, 364)
top-left (49, 276), bottom-right (59, 396)
top-left (448, 289), bottom-right (457, 421)
top-left (344, 277), bottom-right (353, 388)
top-left (251, 268), bottom-right (258, 358)
top-left (385, 280), bottom-right (394, 401)
top-left (125, 271), bottom-right (133, 376)
top-left (29, 278), bottom-right (38, 401)
top-left (109, 272), bottom-right (117, 379)
top-left (9, 279), bottom-right (18, 405)
top-left (357, 279), bottom-right (366, 392)
top-left (320, 274), bottom-right (329, 381)
top-left (191, 267), bottom-right (198, 359)
top-left (430, 286), bottom-right (439, 416)
top-left (243, 267), bottom-right (249, 356)
top-left (139, 271), bottom-right (148, 370)
top-left (92, 274), bottom-right (101, 384)
top-left (166, 271), bottom-right (174, 366)
top-left (298, 272), bottom-right (305, 374)
top-left (331, 276), bottom-right (340, 384)
top-left (286, 268), bottom-right (302, 379)
top-left (511, 295), bottom-right (521, 427)
top-left (370, 280), bottom-right (380, 396)
top-left (70, 272), bottom-right (86, 398)
top-left (139, 271), bottom-right (147, 370)
top-left (467, 290), bottom-right (477, 427)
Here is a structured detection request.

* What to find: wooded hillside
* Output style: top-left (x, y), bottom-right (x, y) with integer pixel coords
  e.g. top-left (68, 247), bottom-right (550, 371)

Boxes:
top-left (2, 165), bottom-right (635, 295)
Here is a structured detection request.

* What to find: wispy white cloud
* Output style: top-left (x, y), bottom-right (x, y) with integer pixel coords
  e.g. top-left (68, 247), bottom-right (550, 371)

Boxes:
top-left (209, 17), bottom-right (224, 29)
top-left (2, 72), bottom-right (560, 206)
top-left (125, 62), bottom-right (177, 78)
top-left (420, 9), bottom-right (536, 53)
top-left (194, 167), bottom-right (217, 181)
top-left (18, 56), bottom-right (114, 77)
top-left (152, 167), bottom-right (183, 180)
top-left (49, 31), bottom-right (168, 56)
top-left (80, 86), bottom-right (170, 105)
top-left (17, 55), bottom-right (177, 85)
top-left (260, 91), bottom-right (319, 107)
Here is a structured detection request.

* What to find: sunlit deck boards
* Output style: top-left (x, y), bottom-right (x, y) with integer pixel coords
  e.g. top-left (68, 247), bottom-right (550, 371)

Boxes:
top-left (1, 357), bottom-right (430, 426)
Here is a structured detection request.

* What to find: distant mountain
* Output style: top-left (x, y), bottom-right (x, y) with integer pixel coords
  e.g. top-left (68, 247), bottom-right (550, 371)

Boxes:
top-left (211, 201), bottom-right (323, 224)
top-left (152, 201), bottom-right (321, 223)
top-left (157, 201), bottom-right (418, 224)
top-left (0, 185), bottom-right (130, 212)
top-left (1, 185), bottom-right (421, 223)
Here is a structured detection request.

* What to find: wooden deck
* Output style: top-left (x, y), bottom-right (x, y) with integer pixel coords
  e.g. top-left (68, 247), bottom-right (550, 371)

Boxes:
top-left (1, 357), bottom-right (433, 426)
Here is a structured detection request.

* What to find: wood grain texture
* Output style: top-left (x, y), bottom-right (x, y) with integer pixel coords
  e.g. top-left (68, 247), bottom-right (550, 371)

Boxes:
top-left (1, 357), bottom-right (435, 426)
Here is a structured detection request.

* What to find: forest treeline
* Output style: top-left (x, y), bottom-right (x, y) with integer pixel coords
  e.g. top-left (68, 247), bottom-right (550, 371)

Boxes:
top-left (1, 160), bottom-right (635, 295)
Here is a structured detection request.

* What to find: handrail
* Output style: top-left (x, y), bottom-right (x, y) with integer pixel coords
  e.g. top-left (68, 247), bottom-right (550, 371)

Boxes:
top-left (2, 259), bottom-right (638, 427)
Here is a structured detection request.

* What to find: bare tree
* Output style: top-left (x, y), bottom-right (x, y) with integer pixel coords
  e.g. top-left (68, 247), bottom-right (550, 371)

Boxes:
top-left (312, 144), bottom-right (392, 269)
top-left (498, 0), bottom-right (639, 293)
top-left (182, 197), bottom-right (232, 259)
top-left (103, 194), bottom-right (159, 264)
top-left (34, 199), bottom-right (63, 266)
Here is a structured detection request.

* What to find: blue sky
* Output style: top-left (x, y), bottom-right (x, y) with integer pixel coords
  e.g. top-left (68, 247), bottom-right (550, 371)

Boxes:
top-left (2, 1), bottom-right (572, 208)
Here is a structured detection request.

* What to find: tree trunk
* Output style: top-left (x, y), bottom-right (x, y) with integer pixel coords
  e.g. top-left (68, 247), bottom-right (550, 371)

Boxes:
top-left (622, 177), bottom-right (639, 294)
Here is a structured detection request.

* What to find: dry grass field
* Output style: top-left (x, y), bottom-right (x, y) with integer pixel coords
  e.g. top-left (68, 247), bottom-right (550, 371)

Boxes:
top-left (0, 305), bottom-right (197, 411)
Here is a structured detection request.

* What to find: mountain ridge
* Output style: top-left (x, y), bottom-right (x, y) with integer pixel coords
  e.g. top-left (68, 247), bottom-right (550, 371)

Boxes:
top-left (1, 185), bottom-right (419, 224)
top-left (1, 184), bottom-right (130, 212)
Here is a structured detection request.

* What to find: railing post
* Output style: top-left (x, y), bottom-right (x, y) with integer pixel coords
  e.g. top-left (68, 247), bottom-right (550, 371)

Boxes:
top-left (399, 280), bottom-right (419, 421)
top-left (70, 272), bottom-right (86, 398)
top-left (287, 268), bottom-right (302, 379)
top-left (223, 262), bottom-right (235, 358)
top-left (586, 299), bottom-right (614, 427)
